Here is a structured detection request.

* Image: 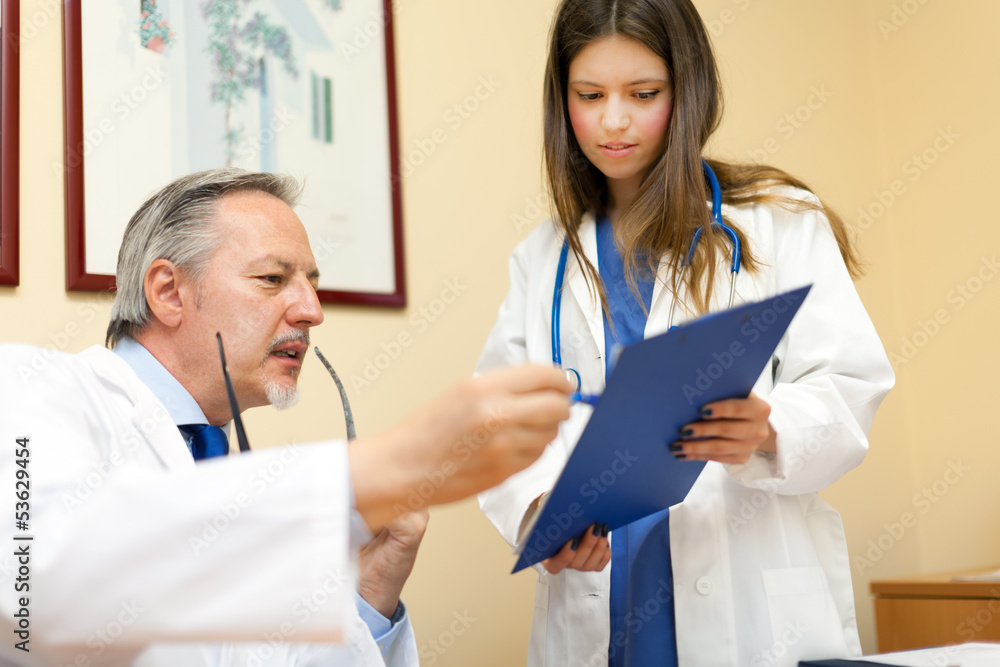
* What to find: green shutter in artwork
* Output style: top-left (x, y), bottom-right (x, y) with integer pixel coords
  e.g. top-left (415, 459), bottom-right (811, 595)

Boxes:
top-left (311, 72), bottom-right (320, 140)
top-left (323, 78), bottom-right (333, 144)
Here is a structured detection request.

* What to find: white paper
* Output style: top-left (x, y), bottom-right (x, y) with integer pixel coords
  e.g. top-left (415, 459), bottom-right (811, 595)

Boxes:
top-left (864, 642), bottom-right (1000, 666)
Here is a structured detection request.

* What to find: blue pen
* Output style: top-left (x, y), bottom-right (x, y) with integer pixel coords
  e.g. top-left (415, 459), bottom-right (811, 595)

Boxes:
top-left (571, 392), bottom-right (601, 406)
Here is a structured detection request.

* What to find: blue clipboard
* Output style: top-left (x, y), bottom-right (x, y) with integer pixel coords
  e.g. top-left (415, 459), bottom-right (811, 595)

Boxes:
top-left (512, 284), bottom-right (812, 573)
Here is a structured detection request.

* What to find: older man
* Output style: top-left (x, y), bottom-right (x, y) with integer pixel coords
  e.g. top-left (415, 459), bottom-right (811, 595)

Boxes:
top-left (0, 169), bottom-right (570, 666)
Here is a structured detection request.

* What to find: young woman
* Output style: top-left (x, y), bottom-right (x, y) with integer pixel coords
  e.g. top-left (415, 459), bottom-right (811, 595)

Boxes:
top-left (477, 1), bottom-right (894, 665)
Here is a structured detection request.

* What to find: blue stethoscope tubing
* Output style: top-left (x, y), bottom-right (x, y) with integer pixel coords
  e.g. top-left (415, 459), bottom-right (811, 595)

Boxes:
top-left (551, 160), bottom-right (742, 390)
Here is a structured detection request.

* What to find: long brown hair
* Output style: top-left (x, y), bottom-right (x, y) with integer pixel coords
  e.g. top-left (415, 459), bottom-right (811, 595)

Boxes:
top-left (543, 0), bottom-right (860, 313)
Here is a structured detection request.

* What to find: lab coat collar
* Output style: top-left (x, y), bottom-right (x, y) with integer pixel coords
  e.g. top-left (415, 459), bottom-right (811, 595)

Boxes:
top-left (565, 212), bottom-right (605, 359)
top-left (77, 344), bottom-right (200, 470)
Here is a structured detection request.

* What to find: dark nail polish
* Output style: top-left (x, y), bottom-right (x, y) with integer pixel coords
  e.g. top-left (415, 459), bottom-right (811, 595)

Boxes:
top-left (673, 453), bottom-right (687, 460)
top-left (700, 407), bottom-right (713, 417)
top-left (571, 536), bottom-right (580, 551)
top-left (601, 524), bottom-right (610, 537)
top-left (679, 428), bottom-right (694, 438)
top-left (592, 523), bottom-right (602, 536)
top-left (668, 442), bottom-right (683, 453)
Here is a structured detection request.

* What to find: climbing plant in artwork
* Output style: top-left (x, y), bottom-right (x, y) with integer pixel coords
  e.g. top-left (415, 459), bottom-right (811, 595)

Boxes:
top-left (201, 0), bottom-right (301, 164)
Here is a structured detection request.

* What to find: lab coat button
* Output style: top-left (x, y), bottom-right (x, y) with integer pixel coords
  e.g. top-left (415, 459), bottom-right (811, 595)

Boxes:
top-left (696, 577), bottom-right (714, 595)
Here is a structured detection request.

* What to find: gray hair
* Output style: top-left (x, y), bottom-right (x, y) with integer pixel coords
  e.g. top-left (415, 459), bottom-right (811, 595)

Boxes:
top-left (106, 168), bottom-right (303, 348)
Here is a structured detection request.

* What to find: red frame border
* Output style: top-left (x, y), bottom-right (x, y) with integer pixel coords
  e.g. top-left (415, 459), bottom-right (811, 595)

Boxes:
top-left (0, 0), bottom-right (19, 286)
top-left (63, 0), bottom-right (406, 305)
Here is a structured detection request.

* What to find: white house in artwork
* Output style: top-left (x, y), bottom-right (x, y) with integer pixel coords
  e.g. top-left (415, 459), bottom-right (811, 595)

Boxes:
top-left (82, 0), bottom-right (396, 294)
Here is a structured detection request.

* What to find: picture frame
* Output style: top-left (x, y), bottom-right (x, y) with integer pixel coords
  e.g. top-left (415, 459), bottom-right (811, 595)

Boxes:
top-left (0, 0), bottom-right (19, 286)
top-left (63, 0), bottom-right (405, 306)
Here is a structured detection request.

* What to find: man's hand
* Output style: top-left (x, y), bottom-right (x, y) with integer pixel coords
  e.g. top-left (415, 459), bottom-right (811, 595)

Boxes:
top-left (351, 365), bottom-right (572, 531)
top-left (358, 510), bottom-right (429, 619)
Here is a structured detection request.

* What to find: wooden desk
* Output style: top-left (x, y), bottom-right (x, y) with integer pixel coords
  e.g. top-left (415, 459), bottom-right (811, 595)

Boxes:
top-left (871, 570), bottom-right (1000, 652)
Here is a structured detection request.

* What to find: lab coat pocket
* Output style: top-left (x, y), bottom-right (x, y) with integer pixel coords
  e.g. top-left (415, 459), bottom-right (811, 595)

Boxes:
top-left (761, 567), bottom-right (849, 666)
top-left (535, 579), bottom-right (550, 611)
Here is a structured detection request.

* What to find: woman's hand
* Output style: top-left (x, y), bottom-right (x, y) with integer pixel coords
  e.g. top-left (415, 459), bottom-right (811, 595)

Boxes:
top-left (669, 392), bottom-right (776, 465)
top-left (542, 523), bottom-right (611, 574)
top-left (540, 396), bottom-right (774, 574)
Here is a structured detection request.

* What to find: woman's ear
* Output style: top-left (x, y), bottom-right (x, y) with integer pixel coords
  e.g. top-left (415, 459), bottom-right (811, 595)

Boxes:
top-left (144, 259), bottom-right (185, 329)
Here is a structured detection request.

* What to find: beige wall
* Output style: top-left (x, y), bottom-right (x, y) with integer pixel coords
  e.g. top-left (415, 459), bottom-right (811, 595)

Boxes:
top-left (3, 0), bottom-right (998, 662)
top-left (849, 0), bottom-right (1000, 647)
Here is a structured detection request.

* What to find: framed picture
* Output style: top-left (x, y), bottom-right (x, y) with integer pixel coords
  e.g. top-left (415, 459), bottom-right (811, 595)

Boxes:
top-left (64, 0), bottom-right (405, 305)
top-left (0, 0), bottom-right (19, 286)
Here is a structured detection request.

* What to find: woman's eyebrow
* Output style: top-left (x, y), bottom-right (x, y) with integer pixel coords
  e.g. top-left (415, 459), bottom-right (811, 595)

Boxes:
top-left (568, 78), bottom-right (669, 86)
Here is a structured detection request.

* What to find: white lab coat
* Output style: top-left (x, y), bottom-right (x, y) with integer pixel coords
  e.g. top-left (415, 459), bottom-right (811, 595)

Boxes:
top-left (478, 191), bottom-right (895, 667)
top-left (0, 344), bottom-right (417, 666)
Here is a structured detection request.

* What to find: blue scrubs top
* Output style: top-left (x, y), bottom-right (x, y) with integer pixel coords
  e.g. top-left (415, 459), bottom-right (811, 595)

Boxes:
top-left (596, 215), bottom-right (678, 667)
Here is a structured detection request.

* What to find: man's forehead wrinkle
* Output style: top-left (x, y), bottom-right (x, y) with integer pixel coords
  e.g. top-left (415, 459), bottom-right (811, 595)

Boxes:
top-left (245, 254), bottom-right (321, 281)
top-left (249, 255), bottom-right (294, 270)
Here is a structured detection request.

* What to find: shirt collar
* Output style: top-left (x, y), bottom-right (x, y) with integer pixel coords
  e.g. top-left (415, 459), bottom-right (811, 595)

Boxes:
top-left (113, 337), bottom-right (213, 428)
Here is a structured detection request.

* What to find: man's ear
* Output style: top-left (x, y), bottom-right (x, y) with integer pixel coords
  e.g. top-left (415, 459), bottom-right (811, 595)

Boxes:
top-left (144, 259), bottom-right (186, 329)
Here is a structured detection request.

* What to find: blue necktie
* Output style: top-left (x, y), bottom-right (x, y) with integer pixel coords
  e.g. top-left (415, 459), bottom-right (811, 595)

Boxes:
top-left (178, 424), bottom-right (229, 460)
top-left (597, 217), bottom-right (678, 666)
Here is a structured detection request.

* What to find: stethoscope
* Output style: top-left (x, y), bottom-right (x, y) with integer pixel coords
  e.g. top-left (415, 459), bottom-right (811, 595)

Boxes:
top-left (551, 160), bottom-right (742, 400)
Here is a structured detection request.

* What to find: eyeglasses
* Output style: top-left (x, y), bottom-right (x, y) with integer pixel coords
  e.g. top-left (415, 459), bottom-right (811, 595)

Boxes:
top-left (215, 334), bottom-right (357, 448)
top-left (313, 347), bottom-right (356, 441)
top-left (216, 332), bottom-right (251, 452)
